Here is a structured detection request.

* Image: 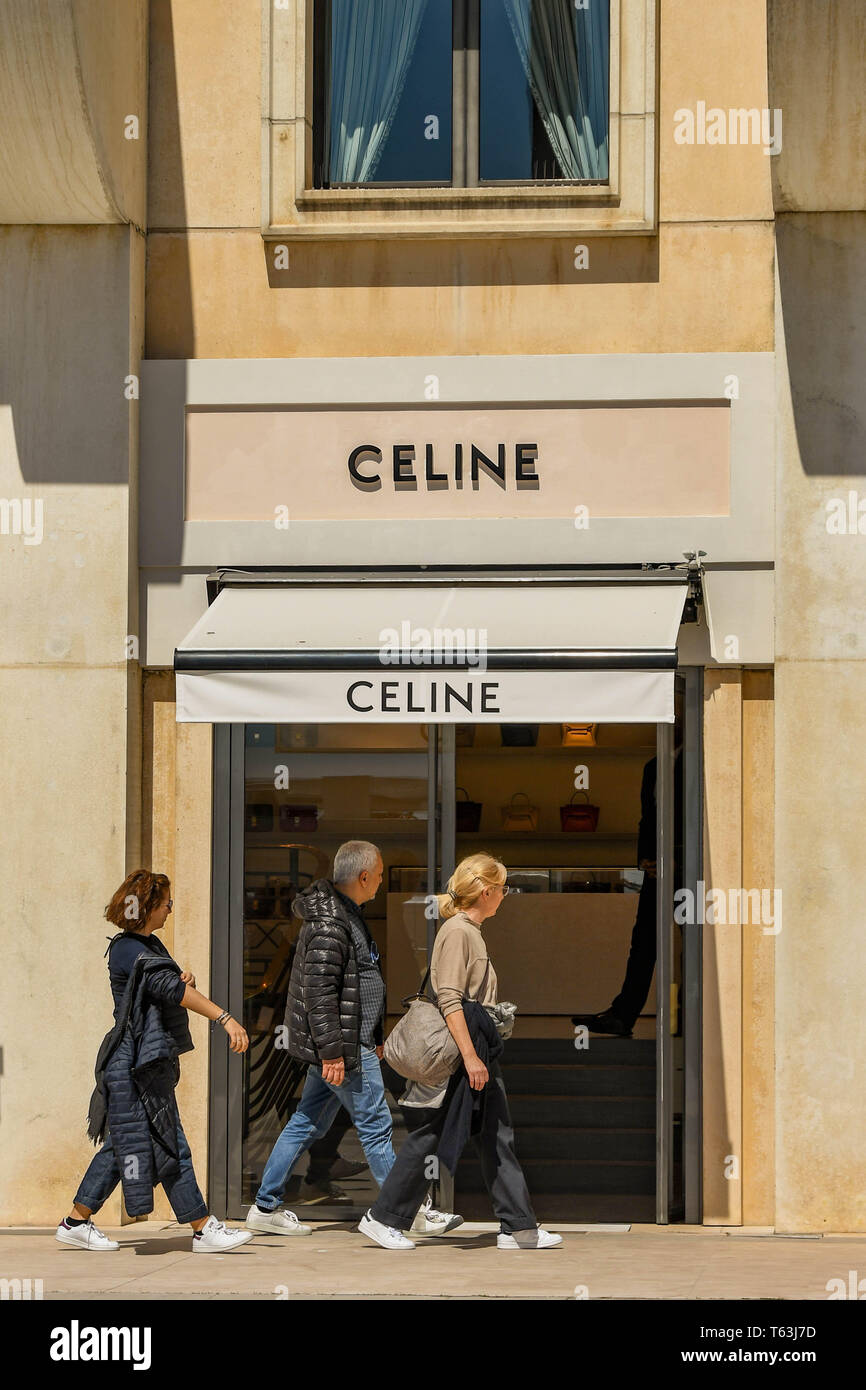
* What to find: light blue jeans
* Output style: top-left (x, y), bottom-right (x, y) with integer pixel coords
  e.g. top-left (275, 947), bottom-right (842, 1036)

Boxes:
top-left (255, 1046), bottom-right (396, 1210)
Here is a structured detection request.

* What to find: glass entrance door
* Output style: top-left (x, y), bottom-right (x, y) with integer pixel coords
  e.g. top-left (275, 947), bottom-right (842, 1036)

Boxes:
top-left (211, 694), bottom-right (699, 1223)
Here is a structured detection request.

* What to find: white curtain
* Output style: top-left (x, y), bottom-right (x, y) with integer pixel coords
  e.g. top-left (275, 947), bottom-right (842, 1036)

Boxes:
top-left (328, 0), bottom-right (431, 184)
top-left (501, 0), bottom-right (609, 180)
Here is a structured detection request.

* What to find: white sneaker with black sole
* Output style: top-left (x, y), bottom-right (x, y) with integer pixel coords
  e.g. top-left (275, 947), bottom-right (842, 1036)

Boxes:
top-left (497, 1228), bottom-right (563, 1250)
top-left (192, 1215), bottom-right (255, 1253)
top-left (409, 1195), bottom-right (464, 1236)
top-left (245, 1205), bottom-right (312, 1235)
top-left (358, 1210), bottom-right (415, 1250)
top-left (55, 1218), bottom-right (119, 1251)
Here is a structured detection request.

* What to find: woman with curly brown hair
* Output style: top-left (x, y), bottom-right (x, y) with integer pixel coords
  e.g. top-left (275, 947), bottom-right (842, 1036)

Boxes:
top-left (56, 869), bottom-right (270, 1253)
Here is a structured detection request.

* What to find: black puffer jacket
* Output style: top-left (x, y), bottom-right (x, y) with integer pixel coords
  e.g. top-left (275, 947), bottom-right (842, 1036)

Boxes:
top-left (285, 878), bottom-right (362, 1071)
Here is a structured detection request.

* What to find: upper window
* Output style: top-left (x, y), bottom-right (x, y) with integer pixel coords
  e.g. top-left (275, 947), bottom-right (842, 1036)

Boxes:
top-left (312, 0), bottom-right (610, 189)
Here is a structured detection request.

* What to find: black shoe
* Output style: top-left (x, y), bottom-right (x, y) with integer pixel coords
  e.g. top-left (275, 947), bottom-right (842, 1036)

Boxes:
top-left (326, 1158), bottom-right (368, 1181)
top-left (571, 1010), bottom-right (633, 1037)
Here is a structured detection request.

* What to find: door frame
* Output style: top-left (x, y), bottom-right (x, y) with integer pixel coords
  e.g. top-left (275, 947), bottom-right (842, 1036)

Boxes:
top-left (209, 684), bottom-right (703, 1223)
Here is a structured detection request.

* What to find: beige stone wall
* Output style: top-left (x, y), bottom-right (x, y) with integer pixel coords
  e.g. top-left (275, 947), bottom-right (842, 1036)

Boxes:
top-left (145, 0), bottom-right (775, 359)
top-left (770, 1), bottom-right (866, 1231)
top-left (0, 2), bottom-right (147, 1225)
top-left (0, 224), bottom-right (144, 1225)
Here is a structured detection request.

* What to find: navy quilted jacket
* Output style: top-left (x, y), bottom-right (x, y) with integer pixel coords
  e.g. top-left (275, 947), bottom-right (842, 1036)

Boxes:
top-left (86, 954), bottom-right (194, 1217)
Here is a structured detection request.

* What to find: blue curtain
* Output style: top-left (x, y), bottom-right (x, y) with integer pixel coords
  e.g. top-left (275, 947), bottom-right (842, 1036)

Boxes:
top-left (501, 0), bottom-right (610, 180)
top-left (328, 0), bottom-right (431, 184)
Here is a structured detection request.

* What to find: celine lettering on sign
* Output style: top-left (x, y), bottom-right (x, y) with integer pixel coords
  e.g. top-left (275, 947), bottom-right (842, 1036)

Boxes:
top-left (348, 443), bottom-right (540, 490)
top-left (346, 679), bottom-right (502, 714)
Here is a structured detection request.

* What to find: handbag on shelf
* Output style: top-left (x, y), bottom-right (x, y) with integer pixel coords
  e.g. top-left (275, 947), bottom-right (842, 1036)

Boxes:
top-left (500, 724), bottom-right (539, 747)
top-left (245, 803), bottom-right (274, 832)
top-left (244, 881), bottom-right (277, 917)
top-left (383, 960), bottom-right (491, 1086)
top-left (455, 786), bottom-right (482, 832)
top-left (559, 789), bottom-right (600, 832)
top-left (278, 804), bottom-right (319, 832)
top-left (561, 723), bottom-right (598, 747)
top-left (501, 791), bottom-right (539, 831)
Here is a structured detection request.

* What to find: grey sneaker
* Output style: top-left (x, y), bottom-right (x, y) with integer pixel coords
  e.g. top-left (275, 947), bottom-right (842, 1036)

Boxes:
top-left (245, 1206), bottom-right (312, 1234)
top-left (410, 1195), bottom-right (464, 1236)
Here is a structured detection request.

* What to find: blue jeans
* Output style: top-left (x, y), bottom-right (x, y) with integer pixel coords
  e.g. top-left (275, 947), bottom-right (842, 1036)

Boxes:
top-left (74, 1116), bottom-right (208, 1225)
top-left (256, 1046), bottom-right (396, 1210)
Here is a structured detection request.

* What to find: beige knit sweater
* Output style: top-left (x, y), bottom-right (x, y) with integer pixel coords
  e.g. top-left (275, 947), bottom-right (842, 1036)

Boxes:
top-left (431, 910), bottom-right (498, 1017)
top-left (399, 910), bottom-right (499, 1110)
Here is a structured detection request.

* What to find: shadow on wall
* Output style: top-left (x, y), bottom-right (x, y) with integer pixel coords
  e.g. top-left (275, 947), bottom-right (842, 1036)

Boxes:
top-left (263, 235), bottom-right (660, 291)
top-left (775, 214), bottom-right (866, 477)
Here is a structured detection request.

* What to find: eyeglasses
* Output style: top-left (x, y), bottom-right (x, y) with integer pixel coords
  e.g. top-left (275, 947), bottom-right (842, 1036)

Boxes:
top-left (166, 899), bottom-right (173, 911)
top-left (472, 876), bottom-right (515, 896)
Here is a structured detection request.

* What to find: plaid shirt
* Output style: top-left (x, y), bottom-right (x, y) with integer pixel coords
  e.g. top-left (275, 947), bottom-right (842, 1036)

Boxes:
top-left (335, 889), bottom-right (385, 1048)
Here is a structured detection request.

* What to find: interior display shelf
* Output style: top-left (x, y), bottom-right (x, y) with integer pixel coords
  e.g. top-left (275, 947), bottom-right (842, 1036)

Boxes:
top-left (456, 746), bottom-right (656, 757)
top-left (455, 830), bottom-right (638, 840)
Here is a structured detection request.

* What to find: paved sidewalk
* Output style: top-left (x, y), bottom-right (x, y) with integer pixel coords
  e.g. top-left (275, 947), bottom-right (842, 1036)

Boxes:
top-left (3, 1222), bottom-right (866, 1300)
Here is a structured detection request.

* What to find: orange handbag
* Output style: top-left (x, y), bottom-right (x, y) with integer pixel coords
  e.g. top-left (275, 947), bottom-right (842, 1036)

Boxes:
top-left (561, 723), bottom-right (598, 746)
top-left (501, 792), bottom-right (539, 831)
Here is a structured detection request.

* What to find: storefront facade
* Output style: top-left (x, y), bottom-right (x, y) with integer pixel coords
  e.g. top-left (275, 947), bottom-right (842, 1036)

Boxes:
top-left (139, 348), bottom-right (774, 1226)
top-left (3, 1), bottom-right (865, 1233)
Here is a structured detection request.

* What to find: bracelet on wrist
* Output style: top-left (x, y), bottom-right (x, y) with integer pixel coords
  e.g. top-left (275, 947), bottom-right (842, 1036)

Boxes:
top-left (214, 1009), bottom-right (231, 1027)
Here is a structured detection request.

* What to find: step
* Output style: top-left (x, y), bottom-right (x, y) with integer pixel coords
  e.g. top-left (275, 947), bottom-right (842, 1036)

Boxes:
top-left (501, 1063), bottom-right (656, 1097)
top-left (504, 1038), bottom-right (655, 1065)
top-left (453, 1192), bottom-right (657, 1224)
top-left (456, 1157), bottom-right (656, 1196)
top-left (511, 1126), bottom-right (655, 1162)
top-left (509, 1093), bottom-right (656, 1127)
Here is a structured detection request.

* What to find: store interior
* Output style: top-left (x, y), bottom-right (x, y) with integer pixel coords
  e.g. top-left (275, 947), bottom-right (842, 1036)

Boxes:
top-left (240, 719), bottom-right (674, 1222)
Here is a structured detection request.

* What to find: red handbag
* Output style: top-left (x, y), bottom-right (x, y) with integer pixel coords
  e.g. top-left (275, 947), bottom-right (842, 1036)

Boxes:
top-left (559, 790), bottom-right (600, 832)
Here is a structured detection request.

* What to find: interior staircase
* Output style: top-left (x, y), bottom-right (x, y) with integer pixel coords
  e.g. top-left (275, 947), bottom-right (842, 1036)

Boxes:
top-left (454, 1035), bottom-right (657, 1223)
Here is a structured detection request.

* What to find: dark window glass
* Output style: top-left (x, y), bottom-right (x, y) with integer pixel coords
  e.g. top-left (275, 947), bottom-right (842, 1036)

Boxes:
top-left (480, 0), bottom-right (610, 182)
top-left (319, 0), bottom-right (452, 186)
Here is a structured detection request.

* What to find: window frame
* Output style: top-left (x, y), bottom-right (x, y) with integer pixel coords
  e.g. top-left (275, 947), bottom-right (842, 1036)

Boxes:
top-left (311, 0), bottom-right (611, 192)
top-left (263, 0), bottom-right (658, 239)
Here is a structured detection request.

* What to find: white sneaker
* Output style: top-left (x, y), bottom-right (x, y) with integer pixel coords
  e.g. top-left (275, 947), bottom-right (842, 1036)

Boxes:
top-left (497, 1227), bottom-right (563, 1250)
top-left (192, 1215), bottom-right (255, 1253)
top-left (55, 1218), bottom-right (119, 1251)
top-left (410, 1202), bottom-right (464, 1236)
top-left (245, 1205), bottom-right (312, 1235)
top-left (358, 1210), bottom-right (415, 1250)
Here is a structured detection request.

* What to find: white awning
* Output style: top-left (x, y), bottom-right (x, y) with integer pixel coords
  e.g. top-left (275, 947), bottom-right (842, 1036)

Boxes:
top-left (175, 578), bottom-right (688, 724)
top-left (702, 569), bottom-right (774, 664)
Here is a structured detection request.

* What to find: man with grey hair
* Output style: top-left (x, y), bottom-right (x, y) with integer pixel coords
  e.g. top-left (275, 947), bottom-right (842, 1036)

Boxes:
top-left (247, 842), bottom-right (460, 1243)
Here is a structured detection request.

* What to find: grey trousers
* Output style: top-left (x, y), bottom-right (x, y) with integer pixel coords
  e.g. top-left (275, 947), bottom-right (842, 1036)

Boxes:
top-left (370, 1060), bottom-right (537, 1234)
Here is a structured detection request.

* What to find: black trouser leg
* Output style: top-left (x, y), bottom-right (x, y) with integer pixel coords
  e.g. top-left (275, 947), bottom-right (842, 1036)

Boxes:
top-left (474, 1061), bottom-right (537, 1235)
top-left (369, 1109), bottom-right (446, 1230)
top-left (610, 877), bottom-right (657, 1028)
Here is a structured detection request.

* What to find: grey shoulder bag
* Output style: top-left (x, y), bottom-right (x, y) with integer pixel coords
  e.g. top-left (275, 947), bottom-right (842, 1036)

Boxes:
top-left (383, 957), bottom-right (491, 1087)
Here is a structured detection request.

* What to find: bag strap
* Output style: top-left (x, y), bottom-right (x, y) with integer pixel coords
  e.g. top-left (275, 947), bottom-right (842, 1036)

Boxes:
top-left (401, 953), bottom-right (491, 1010)
top-left (466, 956), bottom-right (491, 1002)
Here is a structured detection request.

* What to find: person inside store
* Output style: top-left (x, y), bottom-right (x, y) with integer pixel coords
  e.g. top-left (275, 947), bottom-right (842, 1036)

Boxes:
top-left (359, 852), bottom-right (563, 1251)
top-left (247, 840), bottom-right (461, 1237)
top-left (57, 869), bottom-right (255, 1254)
top-left (571, 743), bottom-right (683, 1037)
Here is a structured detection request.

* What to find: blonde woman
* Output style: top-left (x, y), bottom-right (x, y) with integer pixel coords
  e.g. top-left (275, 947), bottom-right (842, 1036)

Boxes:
top-left (360, 853), bottom-right (562, 1251)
